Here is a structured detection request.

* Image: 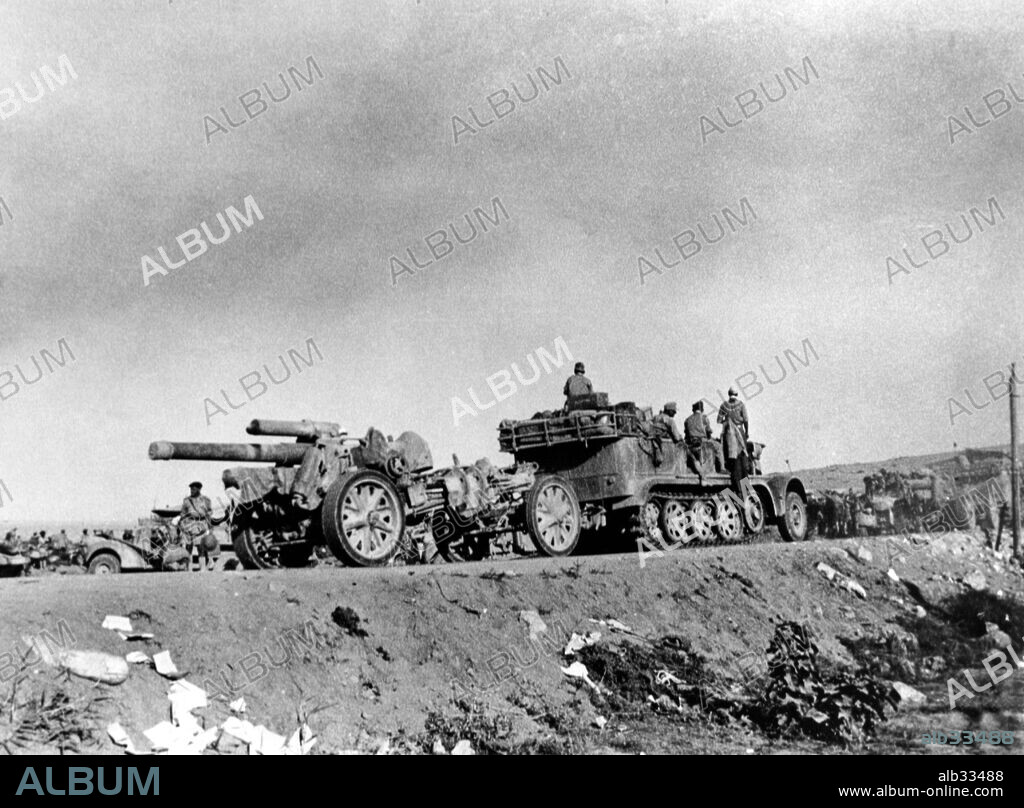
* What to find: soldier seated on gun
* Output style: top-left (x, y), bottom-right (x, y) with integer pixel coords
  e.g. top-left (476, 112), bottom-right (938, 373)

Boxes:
top-left (563, 361), bottom-right (593, 410)
top-left (683, 401), bottom-right (713, 476)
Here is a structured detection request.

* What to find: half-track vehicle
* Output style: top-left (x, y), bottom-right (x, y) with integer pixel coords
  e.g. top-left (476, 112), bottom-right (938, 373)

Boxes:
top-left (150, 419), bottom-right (546, 569)
top-left (497, 394), bottom-right (808, 553)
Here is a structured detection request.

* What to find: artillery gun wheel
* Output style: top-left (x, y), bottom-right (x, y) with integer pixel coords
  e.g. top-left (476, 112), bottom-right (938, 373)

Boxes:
top-left (232, 526), bottom-right (307, 570)
top-left (743, 490), bottom-right (766, 534)
top-left (659, 499), bottom-right (692, 544)
top-left (525, 475), bottom-right (581, 557)
top-left (322, 470), bottom-right (406, 567)
top-left (778, 491), bottom-right (808, 542)
top-left (714, 499), bottom-right (743, 541)
top-left (688, 501), bottom-right (715, 543)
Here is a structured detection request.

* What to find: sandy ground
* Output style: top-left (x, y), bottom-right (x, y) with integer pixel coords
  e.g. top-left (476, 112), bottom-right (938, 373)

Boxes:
top-left (1, 529), bottom-right (1022, 755)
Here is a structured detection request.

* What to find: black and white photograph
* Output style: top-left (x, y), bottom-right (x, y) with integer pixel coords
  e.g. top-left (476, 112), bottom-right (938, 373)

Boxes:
top-left (0, 0), bottom-right (1020, 783)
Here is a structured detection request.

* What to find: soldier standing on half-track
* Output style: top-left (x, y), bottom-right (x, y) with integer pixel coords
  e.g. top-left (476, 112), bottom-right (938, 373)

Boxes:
top-left (684, 401), bottom-right (713, 477)
top-left (717, 387), bottom-right (750, 492)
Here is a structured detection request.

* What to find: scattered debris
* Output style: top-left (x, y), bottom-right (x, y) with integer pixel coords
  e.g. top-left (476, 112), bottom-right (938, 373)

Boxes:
top-left (886, 568), bottom-right (900, 583)
top-left (561, 661), bottom-right (601, 692)
top-left (102, 615), bottom-right (133, 632)
top-left (843, 580), bottom-right (867, 599)
top-left (152, 650), bottom-right (183, 679)
top-left (850, 546), bottom-right (873, 564)
top-left (118, 631), bottom-right (155, 642)
top-left (564, 631), bottom-right (601, 656)
top-left (332, 606), bottom-right (369, 637)
top-left (60, 650), bottom-right (129, 685)
top-left (125, 651), bottom-right (150, 665)
top-left (593, 715), bottom-right (607, 729)
top-left (589, 617), bottom-right (634, 633)
top-left (480, 569), bottom-right (519, 580)
top-left (816, 563), bottom-right (837, 581)
top-left (890, 682), bottom-right (927, 707)
top-left (451, 739), bottom-right (475, 755)
top-left (962, 570), bottom-right (987, 592)
top-left (431, 738), bottom-right (447, 755)
top-left (230, 697), bottom-right (247, 714)
top-left (519, 610), bottom-right (547, 641)
top-left (106, 722), bottom-right (137, 754)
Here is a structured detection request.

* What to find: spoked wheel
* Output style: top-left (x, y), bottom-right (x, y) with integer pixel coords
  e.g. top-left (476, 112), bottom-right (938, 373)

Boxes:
top-left (660, 499), bottom-right (692, 544)
top-left (779, 491), bottom-right (809, 542)
top-left (232, 525), bottom-right (306, 570)
top-left (525, 475), bottom-right (581, 556)
top-left (322, 470), bottom-right (406, 566)
top-left (714, 498), bottom-right (743, 541)
top-left (743, 490), bottom-right (766, 534)
top-left (688, 500), bottom-right (715, 543)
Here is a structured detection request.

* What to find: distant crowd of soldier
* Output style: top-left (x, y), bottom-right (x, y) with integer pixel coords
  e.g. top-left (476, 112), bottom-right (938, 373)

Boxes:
top-left (563, 361), bottom-right (753, 490)
top-left (0, 479), bottom-right (227, 573)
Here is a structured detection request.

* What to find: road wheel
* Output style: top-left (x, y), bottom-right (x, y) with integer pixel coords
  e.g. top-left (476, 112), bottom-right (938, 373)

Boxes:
top-left (660, 499), bottom-right (692, 544)
top-left (714, 498), bottom-right (743, 541)
top-left (779, 491), bottom-right (808, 542)
top-left (688, 500), bottom-right (715, 542)
top-left (322, 470), bottom-right (405, 566)
top-left (88, 553), bottom-right (121, 574)
top-left (525, 475), bottom-right (581, 556)
top-left (743, 490), bottom-right (766, 534)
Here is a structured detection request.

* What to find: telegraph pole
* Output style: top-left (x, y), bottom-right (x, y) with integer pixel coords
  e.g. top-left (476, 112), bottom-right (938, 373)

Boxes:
top-left (1011, 363), bottom-right (1020, 557)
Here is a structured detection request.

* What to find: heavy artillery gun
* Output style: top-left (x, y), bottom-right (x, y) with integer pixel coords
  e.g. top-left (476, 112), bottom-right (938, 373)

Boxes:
top-left (150, 419), bottom-right (544, 569)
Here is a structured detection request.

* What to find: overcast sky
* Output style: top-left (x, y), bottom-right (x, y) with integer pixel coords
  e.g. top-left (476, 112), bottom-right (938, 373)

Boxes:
top-left (0, 0), bottom-right (1020, 521)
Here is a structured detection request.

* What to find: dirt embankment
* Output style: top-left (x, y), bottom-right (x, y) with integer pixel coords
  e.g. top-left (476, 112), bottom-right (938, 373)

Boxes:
top-left (1, 530), bottom-right (1022, 754)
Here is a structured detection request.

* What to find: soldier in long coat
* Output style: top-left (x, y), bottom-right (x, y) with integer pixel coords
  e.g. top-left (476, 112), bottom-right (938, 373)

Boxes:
top-left (717, 387), bottom-right (749, 490)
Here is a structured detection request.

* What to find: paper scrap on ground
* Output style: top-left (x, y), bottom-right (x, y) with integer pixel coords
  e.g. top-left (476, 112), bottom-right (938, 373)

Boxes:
top-left (561, 661), bottom-right (601, 692)
top-left (107, 722), bottom-right (138, 754)
top-left (102, 615), bottom-right (133, 632)
top-left (285, 724), bottom-right (317, 755)
top-left (168, 680), bottom-right (208, 712)
top-left (250, 724), bottom-right (287, 755)
top-left (222, 716), bottom-right (259, 745)
top-left (519, 610), bottom-right (547, 641)
top-left (152, 650), bottom-right (181, 678)
top-left (118, 631), bottom-right (155, 641)
top-left (564, 631), bottom-right (601, 656)
top-left (126, 651), bottom-right (150, 664)
top-left (229, 697), bottom-right (247, 714)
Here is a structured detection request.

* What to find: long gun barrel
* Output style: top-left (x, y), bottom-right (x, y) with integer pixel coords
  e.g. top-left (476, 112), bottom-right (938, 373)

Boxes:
top-left (148, 441), bottom-right (310, 465)
top-left (246, 419), bottom-right (343, 439)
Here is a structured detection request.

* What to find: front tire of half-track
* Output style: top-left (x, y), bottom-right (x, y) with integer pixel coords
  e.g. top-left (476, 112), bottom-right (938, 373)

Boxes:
top-left (525, 475), bottom-right (582, 557)
top-left (779, 491), bottom-right (809, 542)
top-left (321, 470), bottom-right (406, 567)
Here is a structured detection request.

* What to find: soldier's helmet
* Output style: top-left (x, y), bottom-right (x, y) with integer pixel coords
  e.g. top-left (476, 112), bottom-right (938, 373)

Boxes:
top-left (728, 386), bottom-right (738, 397)
top-left (574, 361), bottom-right (585, 373)
top-left (664, 401), bottom-right (677, 414)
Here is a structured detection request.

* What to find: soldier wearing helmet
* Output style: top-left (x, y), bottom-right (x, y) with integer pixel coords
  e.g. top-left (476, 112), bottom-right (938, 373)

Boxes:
top-left (717, 387), bottom-right (750, 490)
top-left (563, 361), bottom-right (593, 405)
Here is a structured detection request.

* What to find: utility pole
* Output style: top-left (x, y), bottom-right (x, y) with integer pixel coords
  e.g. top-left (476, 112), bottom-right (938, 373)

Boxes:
top-left (1011, 363), bottom-right (1020, 558)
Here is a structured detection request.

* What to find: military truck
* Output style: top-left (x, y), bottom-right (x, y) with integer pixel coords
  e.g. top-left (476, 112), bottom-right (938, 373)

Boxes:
top-left (497, 395), bottom-right (808, 553)
top-left (150, 418), bottom-right (545, 569)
